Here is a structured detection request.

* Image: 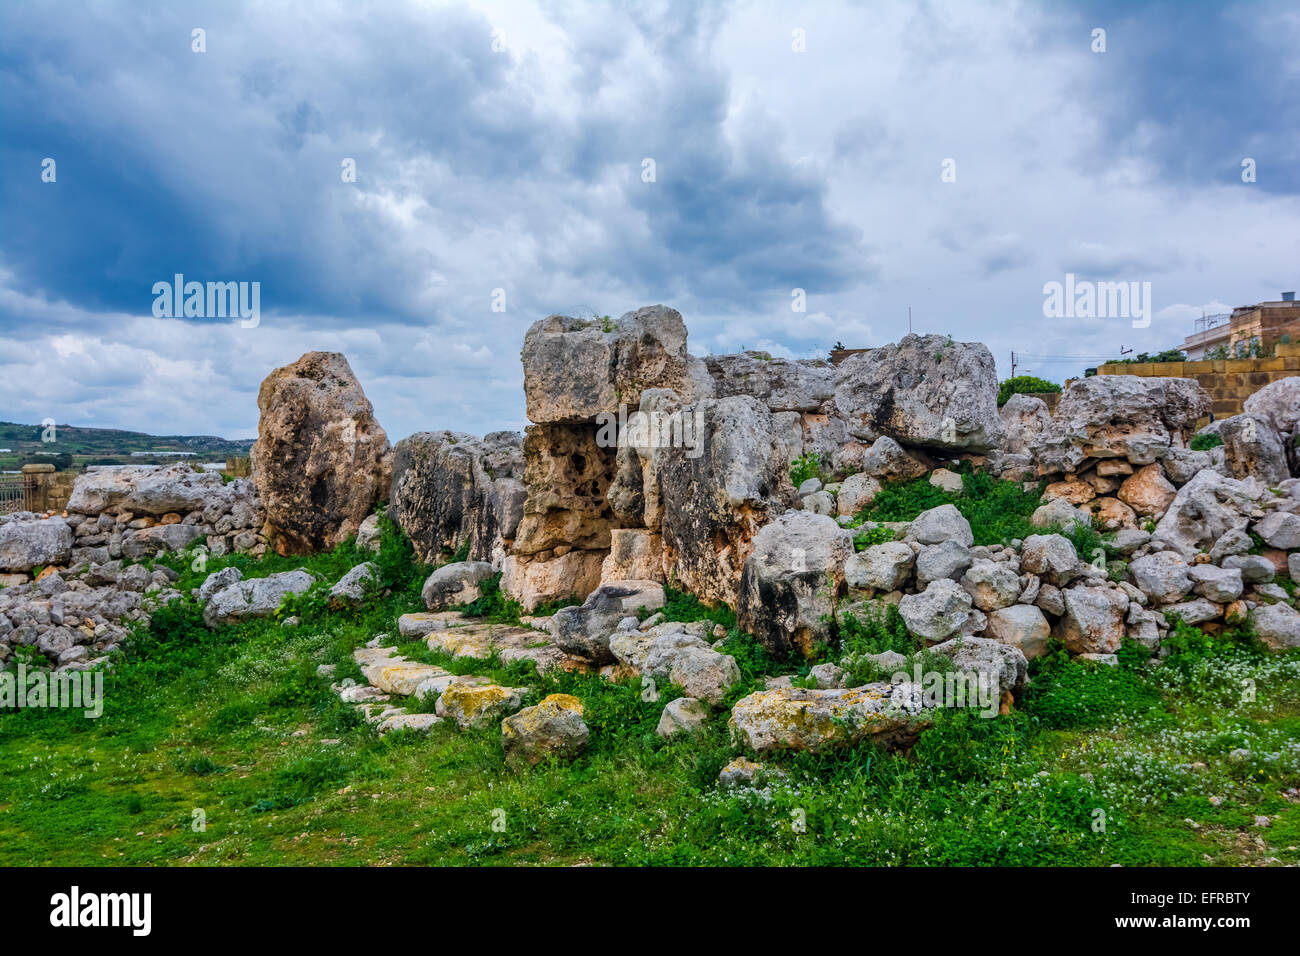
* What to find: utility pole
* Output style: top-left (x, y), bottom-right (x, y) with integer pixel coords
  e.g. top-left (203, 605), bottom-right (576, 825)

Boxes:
top-left (1010, 350), bottom-right (1017, 378)
top-left (908, 306), bottom-right (912, 335)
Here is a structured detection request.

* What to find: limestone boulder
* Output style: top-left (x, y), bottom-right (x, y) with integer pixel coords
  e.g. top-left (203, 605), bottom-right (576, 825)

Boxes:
top-left (252, 351), bottom-right (392, 554)
top-left (960, 559), bottom-right (1023, 611)
top-left (202, 568), bottom-right (316, 628)
top-left (1029, 375), bottom-right (1209, 475)
top-left (927, 635), bottom-right (1029, 696)
top-left (1117, 463), bottom-right (1176, 517)
top-left (501, 550), bottom-right (606, 612)
top-left (860, 436), bottom-right (930, 481)
top-left (667, 646), bottom-right (742, 705)
top-left (421, 561), bottom-right (495, 611)
top-left (1187, 564), bottom-right (1243, 603)
top-left (512, 424), bottom-right (615, 558)
top-left (1055, 585), bottom-right (1127, 654)
top-left (1244, 376), bottom-right (1300, 475)
top-left (389, 430), bottom-right (525, 564)
top-left (501, 694), bottom-right (589, 767)
top-left (737, 511), bottom-right (854, 658)
top-left (1129, 551), bottom-right (1192, 604)
top-left (1151, 469), bottom-right (1264, 558)
top-left (120, 523), bottom-right (203, 560)
top-left (728, 683), bottom-right (931, 753)
top-left (999, 393), bottom-right (1052, 456)
top-left (906, 504), bottom-right (974, 547)
top-left (551, 581), bottom-right (666, 664)
top-left (1163, 598), bottom-right (1221, 626)
top-left (436, 682), bottom-right (527, 729)
top-left (983, 604), bottom-right (1051, 659)
top-left (1162, 447), bottom-right (1214, 485)
top-left (1030, 496), bottom-right (1090, 534)
top-left (355, 514), bottom-right (382, 553)
top-left (702, 352), bottom-right (835, 412)
top-left (1251, 602), bottom-right (1300, 650)
top-left (834, 334), bottom-right (1003, 452)
top-left (330, 562), bottom-right (378, 608)
top-left (1218, 415), bottom-right (1290, 486)
top-left (1253, 510), bottom-right (1300, 550)
top-left (898, 578), bottom-right (973, 642)
top-left (0, 517), bottom-right (73, 571)
top-left (600, 529), bottom-right (665, 583)
top-left (656, 697), bottom-right (709, 738)
top-left (836, 473), bottom-right (882, 516)
top-left (68, 462), bottom-right (232, 516)
top-left (521, 306), bottom-right (693, 424)
top-left (845, 541), bottom-right (915, 592)
top-left (915, 540), bottom-right (973, 587)
top-left (654, 396), bottom-right (797, 607)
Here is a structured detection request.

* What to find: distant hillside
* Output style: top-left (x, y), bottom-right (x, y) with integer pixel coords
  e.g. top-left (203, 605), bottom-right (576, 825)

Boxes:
top-left (0, 421), bottom-right (254, 470)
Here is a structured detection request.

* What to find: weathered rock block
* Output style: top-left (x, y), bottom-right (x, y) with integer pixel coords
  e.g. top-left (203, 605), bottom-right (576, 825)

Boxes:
top-left (389, 430), bottom-right (524, 564)
top-left (737, 511), bottom-right (854, 658)
top-left (0, 517), bottom-right (73, 571)
top-left (654, 396), bottom-right (796, 607)
top-left (1029, 375), bottom-right (1208, 475)
top-left (521, 306), bottom-right (693, 424)
top-left (502, 694), bottom-right (589, 767)
top-left (834, 334), bottom-right (1003, 452)
top-left (252, 352), bottom-right (391, 554)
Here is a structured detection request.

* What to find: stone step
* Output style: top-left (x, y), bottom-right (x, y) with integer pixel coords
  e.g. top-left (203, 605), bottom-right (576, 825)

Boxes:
top-left (423, 623), bottom-right (573, 673)
top-left (397, 610), bottom-right (474, 639)
top-left (353, 645), bottom-right (399, 668)
top-left (377, 712), bottom-right (441, 735)
top-left (361, 657), bottom-right (454, 697)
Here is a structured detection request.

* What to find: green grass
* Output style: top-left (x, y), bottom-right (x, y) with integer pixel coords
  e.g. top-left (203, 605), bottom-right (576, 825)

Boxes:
top-left (857, 465), bottom-right (1046, 546)
top-left (2, 517), bottom-right (1299, 866)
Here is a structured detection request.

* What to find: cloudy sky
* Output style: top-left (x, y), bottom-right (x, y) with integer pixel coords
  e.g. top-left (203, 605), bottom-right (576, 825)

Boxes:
top-left (2, 0), bottom-right (1298, 442)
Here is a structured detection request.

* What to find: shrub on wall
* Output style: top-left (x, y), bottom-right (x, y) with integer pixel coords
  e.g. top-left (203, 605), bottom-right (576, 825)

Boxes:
top-left (997, 375), bottom-right (1062, 407)
top-left (1103, 349), bottom-right (1187, 365)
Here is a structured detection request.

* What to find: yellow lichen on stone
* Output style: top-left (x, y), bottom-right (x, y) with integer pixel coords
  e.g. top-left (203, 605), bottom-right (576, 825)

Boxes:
top-left (538, 693), bottom-right (583, 716)
top-left (426, 628), bottom-right (491, 658)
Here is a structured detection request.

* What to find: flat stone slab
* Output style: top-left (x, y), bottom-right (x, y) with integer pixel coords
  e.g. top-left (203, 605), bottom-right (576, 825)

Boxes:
top-left (353, 646), bottom-right (400, 668)
top-left (361, 657), bottom-right (453, 697)
top-left (424, 623), bottom-right (573, 673)
top-left (424, 624), bottom-right (495, 658)
top-left (378, 712), bottom-right (441, 735)
top-left (397, 611), bottom-right (474, 639)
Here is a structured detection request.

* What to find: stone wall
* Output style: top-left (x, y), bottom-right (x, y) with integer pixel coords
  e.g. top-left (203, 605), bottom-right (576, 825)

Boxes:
top-left (1098, 342), bottom-right (1300, 421)
top-left (21, 464), bottom-right (77, 513)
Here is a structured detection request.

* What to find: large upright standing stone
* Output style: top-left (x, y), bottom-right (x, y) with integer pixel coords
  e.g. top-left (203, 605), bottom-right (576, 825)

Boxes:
top-left (252, 352), bottom-right (391, 554)
top-left (654, 396), bottom-right (797, 607)
top-left (737, 511), bottom-right (853, 658)
top-left (507, 306), bottom-right (697, 608)
top-left (389, 430), bottom-right (525, 565)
